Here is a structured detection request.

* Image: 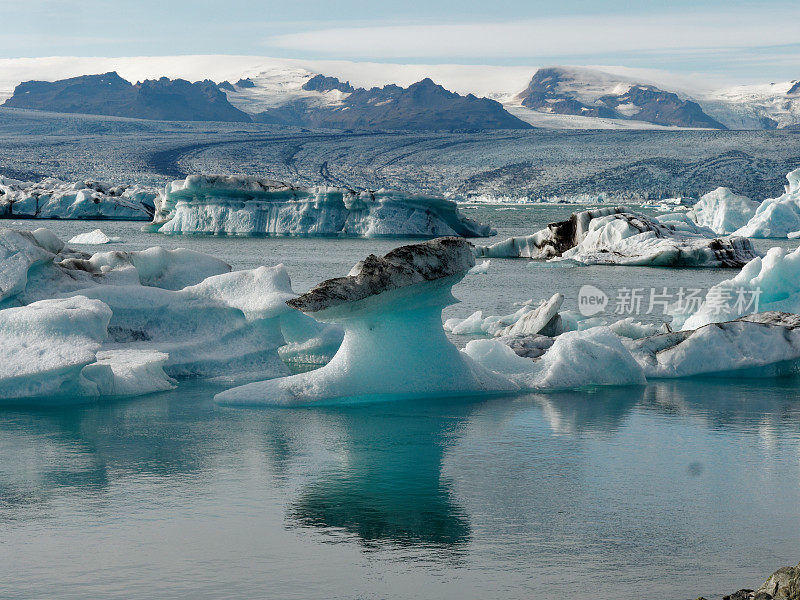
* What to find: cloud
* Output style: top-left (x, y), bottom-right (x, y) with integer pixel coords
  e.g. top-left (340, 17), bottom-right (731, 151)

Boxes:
top-left (265, 9), bottom-right (800, 59)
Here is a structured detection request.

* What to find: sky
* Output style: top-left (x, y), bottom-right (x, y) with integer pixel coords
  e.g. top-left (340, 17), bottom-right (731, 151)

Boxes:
top-left (2, 0), bottom-right (799, 85)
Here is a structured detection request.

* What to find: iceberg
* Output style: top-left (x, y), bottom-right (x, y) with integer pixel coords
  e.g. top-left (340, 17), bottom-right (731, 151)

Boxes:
top-left (627, 312), bottom-right (800, 378)
top-left (215, 238), bottom-right (515, 406)
top-left (147, 174), bottom-right (494, 238)
top-left (0, 227), bottom-right (340, 400)
top-left (0, 296), bottom-right (175, 401)
top-left (0, 175), bottom-right (157, 220)
top-left (674, 245), bottom-right (800, 330)
top-left (67, 229), bottom-right (119, 245)
top-left (732, 168), bottom-right (800, 238)
top-left (463, 327), bottom-right (647, 390)
top-left (475, 207), bottom-right (758, 267)
top-left (444, 293), bottom-right (564, 338)
top-left (687, 187), bottom-right (759, 235)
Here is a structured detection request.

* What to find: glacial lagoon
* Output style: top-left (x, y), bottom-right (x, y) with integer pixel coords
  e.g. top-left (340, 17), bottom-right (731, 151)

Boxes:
top-left (2, 205), bottom-right (800, 599)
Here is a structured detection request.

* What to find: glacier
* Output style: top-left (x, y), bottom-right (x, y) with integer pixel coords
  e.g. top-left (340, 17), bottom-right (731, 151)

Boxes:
top-left (148, 174), bottom-right (494, 238)
top-left (0, 226), bottom-right (341, 401)
top-left (732, 168), bottom-right (800, 238)
top-left (687, 187), bottom-right (759, 235)
top-left (475, 207), bottom-right (758, 267)
top-left (0, 175), bottom-right (157, 220)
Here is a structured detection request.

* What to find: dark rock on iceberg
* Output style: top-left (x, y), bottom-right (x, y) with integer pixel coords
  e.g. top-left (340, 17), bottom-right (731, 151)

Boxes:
top-left (288, 237), bottom-right (475, 314)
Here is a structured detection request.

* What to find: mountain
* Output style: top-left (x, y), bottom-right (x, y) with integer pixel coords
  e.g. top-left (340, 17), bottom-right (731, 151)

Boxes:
top-left (701, 80), bottom-right (800, 129)
top-left (1, 68), bottom-right (530, 131)
top-left (253, 77), bottom-right (531, 130)
top-left (513, 67), bottom-right (726, 129)
top-left (2, 72), bottom-right (251, 122)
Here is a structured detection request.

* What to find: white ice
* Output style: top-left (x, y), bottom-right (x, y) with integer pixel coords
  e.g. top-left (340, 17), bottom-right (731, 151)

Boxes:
top-left (475, 207), bottom-right (758, 267)
top-left (628, 313), bottom-right (800, 378)
top-left (0, 227), bottom-right (340, 400)
top-left (687, 187), bottom-right (759, 235)
top-left (67, 229), bottom-right (119, 245)
top-left (0, 175), bottom-right (157, 220)
top-left (0, 296), bottom-right (175, 401)
top-left (148, 174), bottom-right (494, 238)
top-left (674, 245), bottom-right (800, 330)
top-left (733, 168), bottom-right (800, 238)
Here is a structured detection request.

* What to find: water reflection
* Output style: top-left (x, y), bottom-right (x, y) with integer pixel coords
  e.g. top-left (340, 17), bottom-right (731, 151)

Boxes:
top-left (2, 377), bottom-right (800, 559)
top-left (527, 386), bottom-right (643, 434)
top-left (283, 398), bottom-right (479, 550)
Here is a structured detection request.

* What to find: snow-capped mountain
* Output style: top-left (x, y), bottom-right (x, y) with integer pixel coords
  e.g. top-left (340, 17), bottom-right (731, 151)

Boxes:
top-left (0, 56), bottom-right (798, 130)
top-left (510, 67), bottom-right (726, 129)
top-left (701, 80), bottom-right (800, 129)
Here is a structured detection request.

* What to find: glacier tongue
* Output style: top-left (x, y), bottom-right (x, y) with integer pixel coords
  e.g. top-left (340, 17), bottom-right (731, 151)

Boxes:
top-left (148, 174), bottom-right (494, 238)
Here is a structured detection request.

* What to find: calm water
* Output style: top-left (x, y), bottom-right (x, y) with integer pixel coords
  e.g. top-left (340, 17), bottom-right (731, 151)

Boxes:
top-left (2, 207), bottom-right (800, 599)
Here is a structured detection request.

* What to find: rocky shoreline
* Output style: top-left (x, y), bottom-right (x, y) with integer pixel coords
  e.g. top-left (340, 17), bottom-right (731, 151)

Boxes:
top-left (698, 561), bottom-right (799, 600)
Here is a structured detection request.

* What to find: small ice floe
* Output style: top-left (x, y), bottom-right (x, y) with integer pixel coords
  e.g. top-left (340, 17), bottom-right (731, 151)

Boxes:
top-left (468, 260), bottom-right (491, 274)
top-left (68, 229), bottom-right (120, 245)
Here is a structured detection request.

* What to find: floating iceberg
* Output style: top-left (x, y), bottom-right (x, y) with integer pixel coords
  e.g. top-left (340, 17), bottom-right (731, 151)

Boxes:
top-left (687, 187), bottom-right (759, 234)
top-left (215, 238), bottom-right (515, 406)
top-left (627, 312), bottom-right (800, 378)
top-left (147, 174), bottom-right (494, 238)
top-left (444, 293), bottom-right (564, 338)
top-left (468, 260), bottom-right (491, 274)
top-left (67, 229), bottom-right (120, 244)
top-left (0, 176), bottom-right (157, 220)
top-left (674, 245), bottom-right (800, 330)
top-left (464, 327), bottom-right (647, 390)
top-left (475, 207), bottom-right (757, 267)
top-left (0, 227), bottom-right (341, 401)
top-left (733, 168), bottom-right (800, 238)
top-left (0, 296), bottom-right (175, 401)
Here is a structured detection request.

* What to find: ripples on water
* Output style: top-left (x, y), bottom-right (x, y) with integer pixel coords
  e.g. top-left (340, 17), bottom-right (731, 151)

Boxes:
top-left (2, 207), bottom-right (800, 599)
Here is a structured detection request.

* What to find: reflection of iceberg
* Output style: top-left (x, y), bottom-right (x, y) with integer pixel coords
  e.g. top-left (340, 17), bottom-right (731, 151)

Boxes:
top-left (215, 238), bottom-right (514, 406)
top-left (531, 386), bottom-right (642, 434)
top-left (148, 174), bottom-right (494, 238)
top-left (287, 399), bottom-right (472, 549)
top-left (475, 207), bottom-right (758, 267)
